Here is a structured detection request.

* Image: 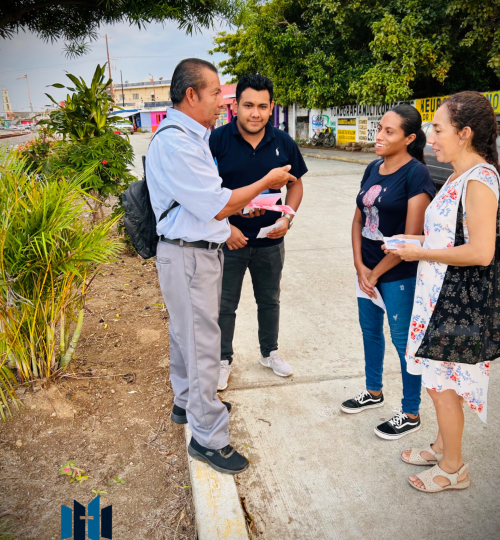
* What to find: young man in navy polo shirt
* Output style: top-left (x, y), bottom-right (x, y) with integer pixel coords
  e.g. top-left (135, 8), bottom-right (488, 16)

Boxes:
top-left (209, 74), bottom-right (307, 390)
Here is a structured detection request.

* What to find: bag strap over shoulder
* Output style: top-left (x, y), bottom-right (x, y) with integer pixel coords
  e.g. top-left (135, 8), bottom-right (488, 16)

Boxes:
top-left (145, 124), bottom-right (186, 222)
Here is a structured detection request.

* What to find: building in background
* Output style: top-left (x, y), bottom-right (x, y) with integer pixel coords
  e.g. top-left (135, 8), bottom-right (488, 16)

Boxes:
top-left (114, 78), bottom-right (171, 109)
top-left (2, 88), bottom-right (13, 117)
top-left (286, 89), bottom-right (500, 143)
top-left (214, 83), bottom-right (237, 128)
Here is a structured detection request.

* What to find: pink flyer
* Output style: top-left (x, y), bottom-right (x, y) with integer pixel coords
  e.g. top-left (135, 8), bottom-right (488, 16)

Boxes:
top-left (243, 193), bottom-right (295, 215)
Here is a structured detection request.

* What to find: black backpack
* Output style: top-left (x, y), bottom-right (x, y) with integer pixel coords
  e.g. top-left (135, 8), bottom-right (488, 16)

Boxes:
top-left (122, 125), bottom-right (184, 259)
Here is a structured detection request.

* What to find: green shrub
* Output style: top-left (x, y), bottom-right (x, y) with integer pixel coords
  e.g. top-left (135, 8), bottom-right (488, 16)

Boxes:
top-left (0, 149), bottom-right (122, 419)
top-left (39, 64), bottom-right (124, 141)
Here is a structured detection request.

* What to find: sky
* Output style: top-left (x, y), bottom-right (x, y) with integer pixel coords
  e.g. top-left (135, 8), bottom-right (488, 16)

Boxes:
top-left (0, 20), bottom-right (232, 111)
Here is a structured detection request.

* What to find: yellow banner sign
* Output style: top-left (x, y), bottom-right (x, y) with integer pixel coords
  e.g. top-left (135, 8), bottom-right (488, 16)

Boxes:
top-left (416, 91), bottom-right (500, 123)
top-left (338, 129), bottom-right (356, 144)
top-left (338, 118), bottom-right (356, 125)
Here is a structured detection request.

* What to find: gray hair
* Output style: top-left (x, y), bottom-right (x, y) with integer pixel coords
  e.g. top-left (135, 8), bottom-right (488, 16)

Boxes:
top-left (170, 58), bottom-right (218, 105)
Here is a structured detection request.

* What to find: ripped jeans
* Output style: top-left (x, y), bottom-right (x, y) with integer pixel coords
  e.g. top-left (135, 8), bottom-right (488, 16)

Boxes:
top-left (357, 276), bottom-right (421, 416)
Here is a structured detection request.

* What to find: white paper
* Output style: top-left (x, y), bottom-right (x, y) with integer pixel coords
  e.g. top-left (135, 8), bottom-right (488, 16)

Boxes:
top-left (355, 277), bottom-right (386, 311)
top-left (257, 220), bottom-right (283, 239)
top-left (383, 236), bottom-right (422, 249)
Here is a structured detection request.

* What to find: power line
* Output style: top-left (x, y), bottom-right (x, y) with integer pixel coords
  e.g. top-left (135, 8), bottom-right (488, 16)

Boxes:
top-left (0, 58), bottom-right (106, 75)
top-left (0, 52), bottom-right (226, 75)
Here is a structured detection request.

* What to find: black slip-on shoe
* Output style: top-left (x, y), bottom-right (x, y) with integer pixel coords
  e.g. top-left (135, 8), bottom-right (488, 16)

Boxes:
top-left (340, 389), bottom-right (384, 414)
top-left (188, 437), bottom-right (249, 475)
top-left (374, 410), bottom-right (421, 440)
top-left (170, 402), bottom-right (232, 425)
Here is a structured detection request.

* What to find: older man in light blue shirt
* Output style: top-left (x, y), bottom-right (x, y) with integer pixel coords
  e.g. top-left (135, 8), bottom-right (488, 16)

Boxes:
top-left (147, 58), bottom-right (295, 475)
top-left (147, 107), bottom-right (231, 243)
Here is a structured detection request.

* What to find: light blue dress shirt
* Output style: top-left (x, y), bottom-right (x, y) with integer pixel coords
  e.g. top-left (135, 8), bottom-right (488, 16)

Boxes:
top-left (146, 108), bottom-right (231, 243)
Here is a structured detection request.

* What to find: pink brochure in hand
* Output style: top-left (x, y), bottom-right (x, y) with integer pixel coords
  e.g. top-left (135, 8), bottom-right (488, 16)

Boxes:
top-left (243, 193), bottom-right (296, 215)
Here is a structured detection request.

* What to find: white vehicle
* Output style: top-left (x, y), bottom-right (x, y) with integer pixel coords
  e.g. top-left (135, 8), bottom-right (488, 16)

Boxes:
top-left (111, 122), bottom-right (134, 134)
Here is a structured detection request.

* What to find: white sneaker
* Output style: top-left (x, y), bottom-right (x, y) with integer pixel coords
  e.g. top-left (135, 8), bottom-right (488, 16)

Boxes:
top-left (217, 360), bottom-right (232, 391)
top-left (259, 350), bottom-right (293, 377)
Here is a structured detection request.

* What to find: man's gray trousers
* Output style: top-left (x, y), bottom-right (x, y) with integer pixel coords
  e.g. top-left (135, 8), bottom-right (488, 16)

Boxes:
top-left (155, 241), bottom-right (230, 449)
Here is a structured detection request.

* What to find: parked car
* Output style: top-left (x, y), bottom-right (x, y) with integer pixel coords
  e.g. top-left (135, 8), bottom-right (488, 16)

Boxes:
top-left (422, 122), bottom-right (500, 188)
top-left (111, 122), bottom-right (134, 135)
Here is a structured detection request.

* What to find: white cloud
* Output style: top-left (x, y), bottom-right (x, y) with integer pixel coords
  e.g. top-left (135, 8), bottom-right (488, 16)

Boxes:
top-left (0, 21), bottom-right (231, 110)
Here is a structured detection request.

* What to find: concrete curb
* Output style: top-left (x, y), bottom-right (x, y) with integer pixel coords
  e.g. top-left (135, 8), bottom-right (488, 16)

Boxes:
top-left (184, 425), bottom-right (249, 540)
top-left (300, 151), bottom-right (371, 166)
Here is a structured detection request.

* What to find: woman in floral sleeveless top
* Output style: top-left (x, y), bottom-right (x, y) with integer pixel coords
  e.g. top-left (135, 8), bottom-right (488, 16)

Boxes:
top-left (385, 92), bottom-right (500, 493)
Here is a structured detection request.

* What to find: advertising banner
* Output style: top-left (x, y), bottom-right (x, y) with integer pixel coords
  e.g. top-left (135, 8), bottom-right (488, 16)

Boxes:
top-left (415, 91), bottom-right (500, 122)
top-left (311, 114), bottom-right (330, 132)
top-left (338, 117), bottom-right (357, 144)
top-left (358, 118), bottom-right (368, 142)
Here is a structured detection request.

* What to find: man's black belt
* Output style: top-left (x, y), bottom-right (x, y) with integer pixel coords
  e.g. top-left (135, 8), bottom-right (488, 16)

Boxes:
top-left (160, 236), bottom-right (225, 250)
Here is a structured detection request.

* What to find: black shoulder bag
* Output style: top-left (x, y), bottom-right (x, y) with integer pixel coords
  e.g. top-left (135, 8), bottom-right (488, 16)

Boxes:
top-left (122, 125), bottom-right (184, 259)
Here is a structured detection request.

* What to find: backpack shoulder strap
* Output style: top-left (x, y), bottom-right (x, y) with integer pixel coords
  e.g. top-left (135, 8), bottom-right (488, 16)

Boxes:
top-left (145, 125), bottom-right (185, 222)
top-left (151, 124), bottom-right (185, 143)
top-left (144, 124), bottom-right (186, 166)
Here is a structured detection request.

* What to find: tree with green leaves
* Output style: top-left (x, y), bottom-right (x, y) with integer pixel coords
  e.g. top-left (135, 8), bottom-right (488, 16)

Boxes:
top-left (211, 0), bottom-right (500, 107)
top-left (0, 0), bottom-right (237, 57)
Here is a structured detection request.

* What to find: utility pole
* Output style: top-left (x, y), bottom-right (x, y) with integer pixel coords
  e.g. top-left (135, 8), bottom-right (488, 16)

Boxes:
top-left (149, 73), bottom-right (157, 106)
top-left (105, 34), bottom-right (115, 102)
top-left (17, 74), bottom-right (33, 112)
top-left (120, 70), bottom-right (125, 107)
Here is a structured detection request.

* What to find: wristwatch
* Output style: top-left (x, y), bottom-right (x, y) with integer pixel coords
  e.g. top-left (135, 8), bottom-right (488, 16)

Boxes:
top-left (282, 213), bottom-right (294, 229)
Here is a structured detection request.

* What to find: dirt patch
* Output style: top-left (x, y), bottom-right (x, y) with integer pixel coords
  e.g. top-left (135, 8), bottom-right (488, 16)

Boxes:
top-left (0, 250), bottom-right (195, 539)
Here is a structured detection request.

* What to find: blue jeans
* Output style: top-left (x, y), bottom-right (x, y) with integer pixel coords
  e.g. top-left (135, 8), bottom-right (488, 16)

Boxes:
top-left (358, 276), bottom-right (421, 415)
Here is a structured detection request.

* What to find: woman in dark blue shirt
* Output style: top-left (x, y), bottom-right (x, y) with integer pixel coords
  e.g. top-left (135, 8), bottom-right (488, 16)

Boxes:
top-left (340, 105), bottom-right (436, 440)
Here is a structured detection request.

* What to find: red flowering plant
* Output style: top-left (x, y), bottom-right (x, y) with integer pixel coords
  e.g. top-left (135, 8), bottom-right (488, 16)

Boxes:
top-left (16, 126), bottom-right (58, 172)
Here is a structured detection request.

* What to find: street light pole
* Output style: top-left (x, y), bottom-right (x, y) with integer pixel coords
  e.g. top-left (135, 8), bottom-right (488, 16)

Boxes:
top-left (120, 70), bottom-right (125, 107)
top-left (149, 73), bottom-right (156, 106)
top-left (105, 34), bottom-right (115, 102)
top-left (17, 74), bottom-right (33, 112)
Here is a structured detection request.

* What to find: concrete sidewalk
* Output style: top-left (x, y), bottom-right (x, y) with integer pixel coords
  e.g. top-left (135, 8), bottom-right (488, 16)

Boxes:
top-left (223, 157), bottom-right (500, 539)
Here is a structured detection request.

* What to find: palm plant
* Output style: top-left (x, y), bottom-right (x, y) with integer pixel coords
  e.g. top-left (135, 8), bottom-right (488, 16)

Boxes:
top-left (39, 63), bottom-right (124, 142)
top-left (0, 148), bottom-right (122, 419)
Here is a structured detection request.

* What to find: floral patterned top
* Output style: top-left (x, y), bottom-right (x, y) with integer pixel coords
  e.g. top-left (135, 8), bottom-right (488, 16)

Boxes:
top-left (405, 164), bottom-right (500, 422)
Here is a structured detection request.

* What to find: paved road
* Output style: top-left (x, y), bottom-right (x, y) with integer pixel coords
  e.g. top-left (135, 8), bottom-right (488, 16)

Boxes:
top-left (221, 157), bottom-right (500, 540)
top-left (299, 145), bottom-right (375, 164)
top-left (0, 131), bottom-right (34, 150)
top-left (129, 132), bottom-right (152, 176)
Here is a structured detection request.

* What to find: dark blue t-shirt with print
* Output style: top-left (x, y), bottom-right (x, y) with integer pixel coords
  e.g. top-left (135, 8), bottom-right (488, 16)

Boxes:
top-left (356, 158), bottom-right (436, 283)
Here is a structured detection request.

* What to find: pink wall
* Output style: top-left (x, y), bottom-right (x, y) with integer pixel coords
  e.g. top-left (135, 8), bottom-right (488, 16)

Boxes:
top-left (151, 111), bottom-right (167, 132)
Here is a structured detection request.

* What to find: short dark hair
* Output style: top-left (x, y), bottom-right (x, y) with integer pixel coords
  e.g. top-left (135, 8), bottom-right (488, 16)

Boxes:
top-left (170, 58), bottom-right (218, 105)
top-left (236, 74), bottom-right (273, 103)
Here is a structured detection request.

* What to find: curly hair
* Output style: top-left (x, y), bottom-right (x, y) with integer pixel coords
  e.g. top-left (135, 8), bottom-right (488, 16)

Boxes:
top-left (441, 91), bottom-right (500, 174)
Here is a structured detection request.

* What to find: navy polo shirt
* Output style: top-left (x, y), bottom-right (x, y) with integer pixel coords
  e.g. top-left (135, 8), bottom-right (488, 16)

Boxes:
top-left (209, 117), bottom-right (308, 247)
